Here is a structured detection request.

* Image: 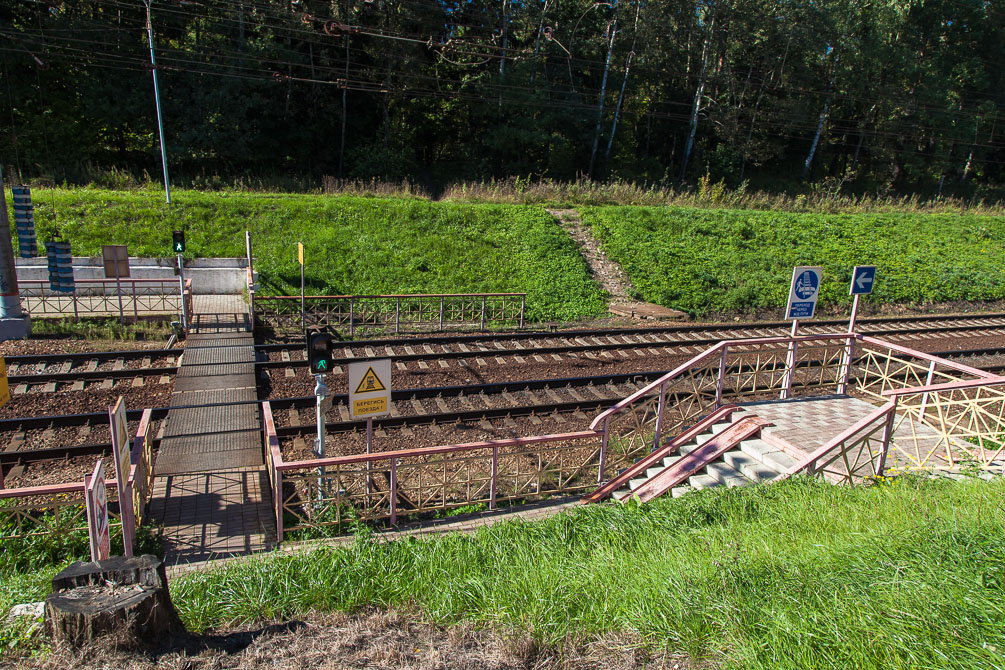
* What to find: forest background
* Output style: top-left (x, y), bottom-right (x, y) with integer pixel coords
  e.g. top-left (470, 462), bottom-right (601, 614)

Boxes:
top-left (0, 0), bottom-right (1002, 200)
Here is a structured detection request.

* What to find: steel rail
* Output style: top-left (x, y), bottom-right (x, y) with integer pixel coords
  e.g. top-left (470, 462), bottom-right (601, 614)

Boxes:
top-left (259, 310), bottom-right (1005, 348)
top-left (257, 322), bottom-right (1005, 371)
top-left (4, 348), bottom-right (179, 365)
top-left (7, 367), bottom-right (179, 384)
top-left (259, 311), bottom-right (1005, 349)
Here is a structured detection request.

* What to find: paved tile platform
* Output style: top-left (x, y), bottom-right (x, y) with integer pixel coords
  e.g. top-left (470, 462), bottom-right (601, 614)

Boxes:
top-left (148, 303), bottom-right (274, 564)
top-left (738, 394), bottom-right (949, 471)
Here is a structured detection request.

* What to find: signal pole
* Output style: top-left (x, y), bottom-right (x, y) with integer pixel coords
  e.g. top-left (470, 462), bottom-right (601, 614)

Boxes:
top-left (143, 0), bottom-right (171, 204)
top-left (0, 166), bottom-right (30, 340)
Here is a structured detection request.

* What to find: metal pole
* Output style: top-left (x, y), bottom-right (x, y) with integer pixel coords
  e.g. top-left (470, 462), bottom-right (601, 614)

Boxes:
top-left (300, 254), bottom-right (305, 333)
top-left (314, 373), bottom-right (329, 502)
top-left (366, 416), bottom-right (373, 498)
top-left (781, 319), bottom-right (798, 399)
top-left (489, 445), bottom-right (499, 510)
top-left (0, 167), bottom-right (25, 321)
top-left (114, 263), bottom-right (124, 325)
top-left (715, 347), bottom-right (728, 407)
top-left (131, 280), bottom-right (139, 320)
top-left (480, 296), bottom-right (486, 330)
top-left (597, 417), bottom-right (610, 484)
top-left (395, 297), bottom-right (400, 334)
top-left (877, 399), bottom-right (897, 475)
top-left (652, 382), bottom-right (668, 451)
top-left (245, 231), bottom-right (253, 278)
top-left (389, 457), bottom-right (397, 525)
top-left (177, 254), bottom-right (187, 330)
top-left (143, 0), bottom-right (171, 204)
top-left (838, 295), bottom-right (861, 395)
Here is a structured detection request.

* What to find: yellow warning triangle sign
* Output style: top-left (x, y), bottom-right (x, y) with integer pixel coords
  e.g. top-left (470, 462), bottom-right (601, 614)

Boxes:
top-left (354, 366), bottom-right (387, 394)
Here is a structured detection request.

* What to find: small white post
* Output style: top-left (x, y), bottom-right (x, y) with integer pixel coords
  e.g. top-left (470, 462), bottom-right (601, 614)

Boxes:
top-left (366, 416), bottom-right (373, 499)
top-left (781, 319), bottom-right (799, 399)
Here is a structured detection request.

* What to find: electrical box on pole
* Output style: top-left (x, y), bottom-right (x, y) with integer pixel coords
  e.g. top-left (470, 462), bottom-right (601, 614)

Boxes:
top-left (172, 230), bottom-right (185, 253)
top-left (307, 329), bottom-right (334, 374)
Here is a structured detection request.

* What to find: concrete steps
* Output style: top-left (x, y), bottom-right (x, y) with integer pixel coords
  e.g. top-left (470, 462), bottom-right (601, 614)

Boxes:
top-left (613, 409), bottom-right (790, 503)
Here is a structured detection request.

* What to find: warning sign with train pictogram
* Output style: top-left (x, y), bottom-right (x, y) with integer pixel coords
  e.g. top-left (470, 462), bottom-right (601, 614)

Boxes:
top-left (348, 359), bottom-right (392, 419)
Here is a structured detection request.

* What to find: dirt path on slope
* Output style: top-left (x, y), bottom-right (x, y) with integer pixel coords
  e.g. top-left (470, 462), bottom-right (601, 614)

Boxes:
top-left (547, 208), bottom-right (637, 306)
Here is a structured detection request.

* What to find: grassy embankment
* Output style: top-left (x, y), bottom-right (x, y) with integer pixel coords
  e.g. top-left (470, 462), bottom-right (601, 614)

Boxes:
top-left (582, 205), bottom-right (1005, 317)
top-left (13, 189), bottom-right (607, 323)
top-left (6, 476), bottom-right (1002, 668)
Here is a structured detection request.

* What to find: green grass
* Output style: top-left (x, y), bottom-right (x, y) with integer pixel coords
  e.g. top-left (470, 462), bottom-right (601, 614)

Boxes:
top-left (167, 476), bottom-right (1005, 669)
top-left (29, 317), bottom-right (175, 341)
top-left (581, 205), bottom-right (1005, 316)
top-left (16, 189), bottom-right (606, 323)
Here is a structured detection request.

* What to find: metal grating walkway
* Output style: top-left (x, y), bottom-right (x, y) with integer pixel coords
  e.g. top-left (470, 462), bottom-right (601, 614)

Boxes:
top-left (149, 311), bottom-right (274, 564)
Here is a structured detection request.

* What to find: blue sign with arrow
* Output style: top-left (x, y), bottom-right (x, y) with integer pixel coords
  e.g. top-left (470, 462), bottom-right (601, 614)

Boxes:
top-left (850, 266), bottom-right (876, 295)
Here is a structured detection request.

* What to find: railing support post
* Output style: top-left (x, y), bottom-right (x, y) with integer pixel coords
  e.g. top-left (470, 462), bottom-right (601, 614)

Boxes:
top-left (917, 360), bottom-right (936, 423)
top-left (395, 297), bottom-right (400, 334)
top-left (715, 346), bottom-right (728, 407)
top-left (389, 457), bottom-right (398, 525)
top-left (519, 295), bottom-right (525, 329)
top-left (439, 297), bottom-right (444, 331)
top-left (781, 320), bottom-right (799, 399)
top-left (276, 469), bottom-right (284, 543)
top-left (489, 445), bottom-right (499, 510)
top-left (876, 399), bottom-right (897, 476)
top-left (480, 296), bottom-right (486, 331)
top-left (598, 417), bottom-right (610, 484)
top-left (838, 334), bottom-right (856, 395)
top-left (652, 382), bottom-right (668, 452)
top-left (349, 297), bottom-right (355, 337)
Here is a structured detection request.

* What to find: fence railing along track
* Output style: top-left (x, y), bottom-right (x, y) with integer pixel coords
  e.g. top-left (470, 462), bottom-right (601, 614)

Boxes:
top-left (253, 293), bottom-right (526, 337)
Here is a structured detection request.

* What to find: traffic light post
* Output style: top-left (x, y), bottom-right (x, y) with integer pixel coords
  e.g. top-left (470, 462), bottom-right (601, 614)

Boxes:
top-left (173, 231), bottom-right (187, 330)
top-left (307, 330), bottom-right (334, 480)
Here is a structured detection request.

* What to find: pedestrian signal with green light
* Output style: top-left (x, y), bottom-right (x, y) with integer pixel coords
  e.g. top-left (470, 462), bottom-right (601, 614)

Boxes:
top-left (307, 330), bottom-right (334, 374)
top-left (172, 230), bottom-right (185, 253)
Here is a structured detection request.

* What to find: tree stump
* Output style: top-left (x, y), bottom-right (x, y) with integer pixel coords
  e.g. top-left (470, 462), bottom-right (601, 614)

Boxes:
top-left (45, 554), bottom-right (186, 649)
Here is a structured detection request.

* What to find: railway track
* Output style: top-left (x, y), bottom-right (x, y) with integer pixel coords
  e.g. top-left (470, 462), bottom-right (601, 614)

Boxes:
top-left (9, 342), bottom-right (1005, 473)
top-left (258, 314), bottom-right (1005, 372)
top-left (6, 312), bottom-right (1005, 389)
top-left (4, 348), bottom-right (179, 391)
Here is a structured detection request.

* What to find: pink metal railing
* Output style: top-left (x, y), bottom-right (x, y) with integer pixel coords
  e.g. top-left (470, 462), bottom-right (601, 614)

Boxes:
top-left (0, 408), bottom-right (155, 544)
top-left (263, 400), bottom-right (597, 541)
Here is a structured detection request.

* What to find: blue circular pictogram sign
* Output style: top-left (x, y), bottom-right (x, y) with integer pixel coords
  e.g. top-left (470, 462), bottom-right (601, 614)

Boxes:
top-left (793, 270), bottom-right (819, 300)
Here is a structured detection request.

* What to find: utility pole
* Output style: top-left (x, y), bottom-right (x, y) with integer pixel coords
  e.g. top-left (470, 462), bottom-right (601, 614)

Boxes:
top-left (143, 0), bottom-right (171, 204)
top-left (0, 166), bottom-right (30, 340)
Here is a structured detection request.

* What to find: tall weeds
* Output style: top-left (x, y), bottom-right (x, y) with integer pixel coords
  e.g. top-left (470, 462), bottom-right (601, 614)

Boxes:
top-left (441, 175), bottom-right (1005, 214)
